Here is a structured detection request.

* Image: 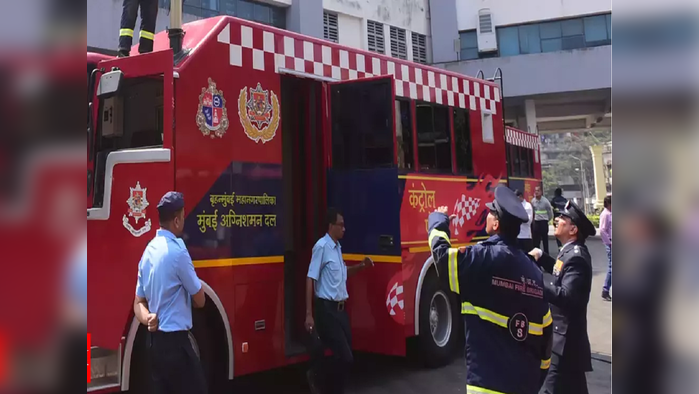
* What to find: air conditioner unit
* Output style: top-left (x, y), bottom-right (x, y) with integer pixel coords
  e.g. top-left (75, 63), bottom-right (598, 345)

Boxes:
top-left (477, 9), bottom-right (497, 53)
top-left (101, 96), bottom-right (123, 138)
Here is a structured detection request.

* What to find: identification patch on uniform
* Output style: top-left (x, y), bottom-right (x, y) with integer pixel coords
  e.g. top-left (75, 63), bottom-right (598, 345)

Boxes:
top-left (509, 312), bottom-right (529, 342)
top-left (553, 259), bottom-right (564, 276)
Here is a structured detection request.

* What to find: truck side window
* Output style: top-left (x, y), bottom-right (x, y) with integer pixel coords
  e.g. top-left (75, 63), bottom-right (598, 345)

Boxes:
top-left (416, 102), bottom-right (451, 173)
top-left (453, 108), bottom-right (473, 174)
top-left (395, 99), bottom-right (414, 170)
top-left (331, 79), bottom-right (394, 170)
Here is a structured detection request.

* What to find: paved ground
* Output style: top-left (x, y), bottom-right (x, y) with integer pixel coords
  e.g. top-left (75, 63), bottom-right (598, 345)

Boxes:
top-left (229, 236), bottom-right (612, 394)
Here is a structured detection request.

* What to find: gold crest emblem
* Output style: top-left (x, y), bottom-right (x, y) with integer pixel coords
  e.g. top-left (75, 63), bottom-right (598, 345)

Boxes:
top-left (196, 78), bottom-right (230, 138)
top-left (238, 82), bottom-right (280, 144)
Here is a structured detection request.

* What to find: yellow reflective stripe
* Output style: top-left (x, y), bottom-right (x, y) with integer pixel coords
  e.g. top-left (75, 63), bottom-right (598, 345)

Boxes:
top-left (448, 248), bottom-right (460, 294)
top-left (542, 310), bottom-right (552, 327)
top-left (462, 302), bottom-right (549, 335)
top-left (541, 358), bottom-right (551, 369)
top-left (428, 229), bottom-right (451, 248)
top-left (140, 30), bottom-right (155, 40)
top-left (120, 28), bottom-right (134, 37)
top-left (461, 302), bottom-right (508, 327)
top-left (467, 385), bottom-right (508, 394)
top-left (528, 322), bottom-right (544, 335)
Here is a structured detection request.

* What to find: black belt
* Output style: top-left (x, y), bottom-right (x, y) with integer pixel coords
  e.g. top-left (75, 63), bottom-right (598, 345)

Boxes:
top-left (318, 298), bottom-right (347, 312)
top-left (150, 330), bottom-right (189, 339)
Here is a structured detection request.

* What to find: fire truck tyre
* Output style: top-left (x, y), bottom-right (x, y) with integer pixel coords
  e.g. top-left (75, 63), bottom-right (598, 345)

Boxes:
top-left (191, 303), bottom-right (230, 394)
top-left (418, 269), bottom-right (459, 367)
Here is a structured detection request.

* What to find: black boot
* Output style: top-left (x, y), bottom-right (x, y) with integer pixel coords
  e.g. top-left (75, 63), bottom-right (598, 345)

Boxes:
top-left (117, 49), bottom-right (130, 57)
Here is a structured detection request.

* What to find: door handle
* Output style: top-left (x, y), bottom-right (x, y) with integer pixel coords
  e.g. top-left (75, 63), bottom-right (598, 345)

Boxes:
top-left (378, 235), bottom-right (394, 249)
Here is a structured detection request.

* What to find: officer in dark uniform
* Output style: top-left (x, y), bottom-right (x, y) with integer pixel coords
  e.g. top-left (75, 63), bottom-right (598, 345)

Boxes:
top-left (428, 185), bottom-right (553, 394)
top-left (528, 200), bottom-right (595, 394)
top-left (117, 0), bottom-right (159, 57)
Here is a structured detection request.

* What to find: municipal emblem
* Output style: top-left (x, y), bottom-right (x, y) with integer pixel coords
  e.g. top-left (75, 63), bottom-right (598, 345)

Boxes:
top-left (122, 181), bottom-right (152, 237)
top-left (238, 82), bottom-right (280, 143)
top-left (196, 78), bottom-right (230, 138)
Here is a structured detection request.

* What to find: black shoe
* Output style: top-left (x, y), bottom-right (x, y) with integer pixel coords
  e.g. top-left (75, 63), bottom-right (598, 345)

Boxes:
top-left (602, 291), bottom-right (612, 301)
top-left (117, 50), bottom-right (130, 58)
top-left (307, 369), bottom-right (322, 394)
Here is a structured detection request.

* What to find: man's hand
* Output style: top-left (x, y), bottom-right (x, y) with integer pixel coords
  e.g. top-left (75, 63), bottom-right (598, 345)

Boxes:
top-left (305, 314), bottom-right (315, 333)
top-left (362, 256), bottom-right (374, 268)
top-left (146, 313), bottom-right (159, 332)
top-left (528, 248), bottom-right (543, 262)
top-left (435, 206), bottom-right (457, 220)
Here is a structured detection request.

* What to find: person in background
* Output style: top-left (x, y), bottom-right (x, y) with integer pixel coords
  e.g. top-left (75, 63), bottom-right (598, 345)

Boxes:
top-left (551, 188), bottom-right (568, 248)
top-left (531, 186), bottom-right (554, 255)
top-left (599, 195), bottom-right (612, 301)
top-left (134, 191), bottom-right (208, 394)
top-left (305, 208), bottom-right (374, 394)
top-left (516, 189), bottom-right (534, 252)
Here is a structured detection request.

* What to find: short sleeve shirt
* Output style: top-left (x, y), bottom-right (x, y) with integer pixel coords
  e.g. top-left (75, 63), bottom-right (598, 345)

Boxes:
top-left (135, 229), bottom-right (202, 332)
top-left (306, 233), bottom-right (349, 301)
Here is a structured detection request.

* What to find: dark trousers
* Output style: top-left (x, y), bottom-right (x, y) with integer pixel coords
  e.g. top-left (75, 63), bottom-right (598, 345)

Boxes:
top-left (541, 354), bottom-right (589, 394)
top-left (119, 0), bottom-right (158, 54)
top-left (517, 238), bottom-right (534, 253)
top-left (533, 220), bottom-right (550, 254)
top-left (311, 298), bottom-right (353, 394)
top-left (148, 330), bottom-right (207, 394)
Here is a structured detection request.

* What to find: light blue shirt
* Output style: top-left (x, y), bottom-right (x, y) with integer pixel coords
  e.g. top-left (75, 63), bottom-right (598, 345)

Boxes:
top-left (307, 233), bottom-right (349, 301)
top-left (135, 229), bottom-right (202, 332)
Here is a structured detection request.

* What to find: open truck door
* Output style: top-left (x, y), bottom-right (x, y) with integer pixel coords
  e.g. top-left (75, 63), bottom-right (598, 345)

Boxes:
top-left (87, 49), bottom-right (175, 391)
top-left (324, 76), bottom-right (405, 357)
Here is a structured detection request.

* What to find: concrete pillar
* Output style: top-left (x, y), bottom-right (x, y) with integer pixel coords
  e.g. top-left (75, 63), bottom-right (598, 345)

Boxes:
top-left (429, 0), bottom-right (459, 63)
top-left (524, 99), bottom-right (537, 135)
top-left (286, 0), bottom-right (323, 39)
top-left (589, 144), bottom-right (607, 210)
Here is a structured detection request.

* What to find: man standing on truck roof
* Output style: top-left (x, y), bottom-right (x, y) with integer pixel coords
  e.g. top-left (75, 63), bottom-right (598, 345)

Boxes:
top-left (117, 0), bottom-right (158, 57)
top-left (133, 191), bottom-right (208, 394)
top-left (305, 207), bottom-right (375, 394)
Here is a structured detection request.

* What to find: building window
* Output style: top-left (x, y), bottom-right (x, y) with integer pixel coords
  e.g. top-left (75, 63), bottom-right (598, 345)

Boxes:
top-left (395, 100), bottom-right (414, 170)
top-left (497, 13), bottom-right (611, 57)
top-left (459, 30), bottom-right (479, 60)
top-left (412, 32), bottom-right (427, 64)
top-left (367, 20), bottom-right (385, 54)
top-left (323, 11), bottom-right (339, 43)
top-left (390, 26), bottom-right (408, 60)
top-left (166, 0), bottom-right (286, 29)
top-left (453, 108), bottom-right (473, 174)
top-left (416, 102), bottom-right (452, 173)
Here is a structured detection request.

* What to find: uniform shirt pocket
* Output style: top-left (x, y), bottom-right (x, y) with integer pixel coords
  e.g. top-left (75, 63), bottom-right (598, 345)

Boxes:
top-left (324, 260), bottom-right (343, 287)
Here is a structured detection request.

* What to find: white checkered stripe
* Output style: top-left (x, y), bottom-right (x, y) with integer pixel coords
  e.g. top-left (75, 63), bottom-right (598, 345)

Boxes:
top-left (386, 281), bottom-right (404, 316)
top-left (452, 195), bottom-right (480, 235)
top-left (506, 127), bottom-right (540, 150)
top-left (216, 22), bottom-right (499, 113)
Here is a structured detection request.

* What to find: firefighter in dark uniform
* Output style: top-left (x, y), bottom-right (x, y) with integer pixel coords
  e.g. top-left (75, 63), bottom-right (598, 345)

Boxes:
top-left (117, 0), bottom-right (159, 57)
top-left (428, 185), bottom-right (553, 394)
top-left (528, 200), bottom-right (595, 394)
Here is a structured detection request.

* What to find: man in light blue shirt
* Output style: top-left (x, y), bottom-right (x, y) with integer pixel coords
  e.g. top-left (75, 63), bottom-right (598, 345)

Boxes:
top-left (304, 208), bottom-right (374, 394)
top-left (133, 191), bottom-right (207, 394)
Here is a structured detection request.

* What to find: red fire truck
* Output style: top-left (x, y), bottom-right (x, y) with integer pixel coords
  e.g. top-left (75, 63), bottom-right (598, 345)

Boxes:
top-left (87, 8), bottom-right (541, 393)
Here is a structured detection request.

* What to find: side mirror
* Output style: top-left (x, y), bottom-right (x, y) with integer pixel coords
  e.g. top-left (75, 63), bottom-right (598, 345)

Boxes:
top-left (97, 69), bottom-right (124, 99)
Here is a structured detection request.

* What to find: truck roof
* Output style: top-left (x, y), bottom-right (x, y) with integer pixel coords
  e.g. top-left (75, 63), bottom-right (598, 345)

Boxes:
top-left (131, 16), bottom-right (501, 103)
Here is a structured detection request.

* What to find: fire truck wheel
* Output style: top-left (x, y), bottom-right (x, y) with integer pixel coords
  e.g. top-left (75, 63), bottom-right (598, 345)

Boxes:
top-left (191, 300), bottom-right (230, 394)
top-left (417, 268), bottom-right (460, 367)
